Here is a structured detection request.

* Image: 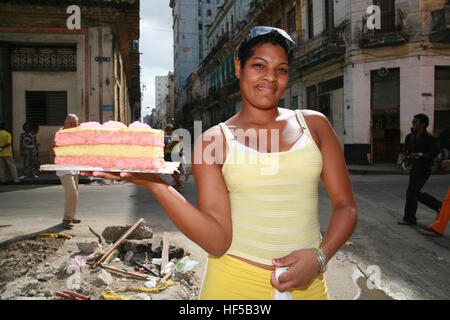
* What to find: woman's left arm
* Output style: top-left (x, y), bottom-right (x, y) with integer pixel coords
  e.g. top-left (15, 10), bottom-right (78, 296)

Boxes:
top-left (271, 111), bottom-right (358, 292)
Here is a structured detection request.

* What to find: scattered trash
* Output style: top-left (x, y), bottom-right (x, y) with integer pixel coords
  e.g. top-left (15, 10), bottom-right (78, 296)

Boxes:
top-left (95, 218), bottom-right (145, 267)
top-left (173, 257), bottom-right (199, 274)
top-left (135, 293), bottom-right (151, 300)
top-left (161, 261), bottom-right (175, 275)
top-left (437, 257), bottom-right (444, 261)
top-left (124, 251), bottom-right (134, 262)
top-left (55, 290), bottom-right (90, 300)
top-left (88, 226), bottom-right (103, 243)
top-left (345, 241), bottom-right (353, 246)
top-left (66, 256), bottom-right (87, 274)
top-left (1, 218), bottom-right (200, 300)
top-left (66, 272), bottom-right (82, 291)
top-left (144, 279), bottom-right (157, 289)
top-left (100, 263), bottom-right (150, 280)
top-left (101, 288), bottom-right (131, 300)
top-left (133, 261), bottom-right (159, 277)
top-left (119, 280), bottom-right (178, 294)
top-left (35, 233), bottom-right (72, 240)
top-left (162, 232), bottom-right (170, 272)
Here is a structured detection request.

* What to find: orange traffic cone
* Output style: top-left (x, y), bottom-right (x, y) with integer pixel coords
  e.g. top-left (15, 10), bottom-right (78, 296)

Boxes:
top-left (430, 187), bottom-right (450, 235)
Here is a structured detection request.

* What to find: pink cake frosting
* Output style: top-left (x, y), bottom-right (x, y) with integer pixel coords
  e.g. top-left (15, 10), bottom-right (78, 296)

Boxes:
top-left (102, 121), bottom-right (127, 128)
top-left (80, 122), bottom-right (102, 127)
top-left (129, 121), bottom-right (151, 129)
top-left (56, 130), bottom-right (164, 146)
top-left (55, 157), bottom-right (165, 170)
top-left (55, 121), bottom-right (163, 147)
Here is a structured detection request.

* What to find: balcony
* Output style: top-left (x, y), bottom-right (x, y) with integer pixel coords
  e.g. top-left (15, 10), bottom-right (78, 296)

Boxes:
top-left (430, 5), bottom-right (450, 43)
top-left (293, 26), bottom-right (347, 72)
top-left (360, 9), bottom-right (408, 48)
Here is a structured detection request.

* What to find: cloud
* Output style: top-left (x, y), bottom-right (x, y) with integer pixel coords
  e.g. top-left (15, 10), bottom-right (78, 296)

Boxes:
top-left (139, 1), bottom-right (174, 116)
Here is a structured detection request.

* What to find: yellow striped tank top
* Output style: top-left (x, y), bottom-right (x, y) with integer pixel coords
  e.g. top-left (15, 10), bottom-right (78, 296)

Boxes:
top-left (219, 109), bottom-right (323, 265)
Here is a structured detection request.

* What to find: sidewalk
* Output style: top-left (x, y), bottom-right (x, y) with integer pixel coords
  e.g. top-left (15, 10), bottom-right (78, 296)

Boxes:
top-left (347, 163), bottom-right (450, 175)
top-left (2, 162), bottom-right (448, 185)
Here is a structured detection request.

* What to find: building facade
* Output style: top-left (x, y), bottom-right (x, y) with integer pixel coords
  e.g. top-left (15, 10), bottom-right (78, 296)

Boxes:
top-left (169, 0), bottom-right (225, 128)
top-left (177, 0), bottom-right (450, 165)
top-left (0, 0), bottom-right (141, 164)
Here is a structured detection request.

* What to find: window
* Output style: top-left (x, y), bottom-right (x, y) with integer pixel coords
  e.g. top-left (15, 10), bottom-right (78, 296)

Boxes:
top-left (374, 0), bottom-right (396, 33)
top-left (292, 95), bottom-right (299, 110)
top-left (435, 66), bottom-right (450, 134)
top-left (199, 23), bottom-right (203, 30)
top-left (26, 91), bottom-right (67, 125)
top-left (307, 0), bottom-right (314, 39)
top-left (371, 68), bottom-right (400, 110)
top-left (307, 85), bottom-right (317, 109)
top-left (207, 9), bottom-right (212, 18)
top-left (325, 0), bottom-right (334, 30)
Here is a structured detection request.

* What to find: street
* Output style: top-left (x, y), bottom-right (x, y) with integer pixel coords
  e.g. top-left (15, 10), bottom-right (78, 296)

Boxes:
top-left (0, 173), bottom-right (449, 300)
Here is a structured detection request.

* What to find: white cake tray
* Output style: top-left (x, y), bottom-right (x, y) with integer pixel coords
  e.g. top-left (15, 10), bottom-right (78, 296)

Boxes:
top-left (40, 162), bottom-right (180, 174)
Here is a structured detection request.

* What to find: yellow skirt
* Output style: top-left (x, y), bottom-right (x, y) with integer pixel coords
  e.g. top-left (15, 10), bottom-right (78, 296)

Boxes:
top-left (200, 254), bottom-right (330, 300)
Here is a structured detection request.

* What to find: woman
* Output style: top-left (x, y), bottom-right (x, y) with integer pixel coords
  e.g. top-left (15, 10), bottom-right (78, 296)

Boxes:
top-left (84, 27), bottom-right (357, 299)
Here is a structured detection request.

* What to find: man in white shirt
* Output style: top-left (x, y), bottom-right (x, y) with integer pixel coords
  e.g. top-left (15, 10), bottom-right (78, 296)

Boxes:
top-left (50, 114), bottom-right (80, 228)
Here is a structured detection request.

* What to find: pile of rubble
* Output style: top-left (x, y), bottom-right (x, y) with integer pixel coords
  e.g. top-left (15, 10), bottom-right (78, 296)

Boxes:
top-left (0, 219), bottom-right (200, 300)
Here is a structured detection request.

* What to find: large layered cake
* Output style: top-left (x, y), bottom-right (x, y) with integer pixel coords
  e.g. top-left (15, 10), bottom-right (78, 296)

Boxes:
top-left (53, 121), bottom-right (165, 170)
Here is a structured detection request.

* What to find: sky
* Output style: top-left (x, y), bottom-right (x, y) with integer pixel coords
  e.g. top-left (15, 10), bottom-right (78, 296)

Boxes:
top-left (139, 1), bottom-right (174, 118)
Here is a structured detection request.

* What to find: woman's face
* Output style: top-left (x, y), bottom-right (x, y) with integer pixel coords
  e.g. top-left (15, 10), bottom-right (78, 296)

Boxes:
top-left (236, 43), bottom-right (289, 110)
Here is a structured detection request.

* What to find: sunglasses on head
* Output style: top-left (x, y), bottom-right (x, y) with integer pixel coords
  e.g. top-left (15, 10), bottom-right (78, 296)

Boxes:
top-left (249, 26), bottom-right (296, 48)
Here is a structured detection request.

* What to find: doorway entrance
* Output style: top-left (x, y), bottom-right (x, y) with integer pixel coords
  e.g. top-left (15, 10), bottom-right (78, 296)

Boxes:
top-left (371, 67), bottom-right (400, 163)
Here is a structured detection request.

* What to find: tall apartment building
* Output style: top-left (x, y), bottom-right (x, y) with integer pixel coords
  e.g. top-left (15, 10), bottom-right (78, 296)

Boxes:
top-left (169, 0), bottom-right (225, 126)
top-left (155, 75), bottom-right (169, 111)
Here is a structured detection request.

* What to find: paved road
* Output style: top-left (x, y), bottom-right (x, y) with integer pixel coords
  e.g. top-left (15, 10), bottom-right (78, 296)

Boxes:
top-left (0, 174), bottom-right (448, 299)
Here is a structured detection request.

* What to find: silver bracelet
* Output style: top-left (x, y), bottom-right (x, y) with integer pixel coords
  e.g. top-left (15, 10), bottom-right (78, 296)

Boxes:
top-left (311, 248), bottom-right (328, 273)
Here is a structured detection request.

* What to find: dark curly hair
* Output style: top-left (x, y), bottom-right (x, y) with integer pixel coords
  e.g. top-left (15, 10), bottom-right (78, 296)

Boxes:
top-left (236, 30), bottom-right (293, 69)
top-left (414, 113), bottom-right (429, 128)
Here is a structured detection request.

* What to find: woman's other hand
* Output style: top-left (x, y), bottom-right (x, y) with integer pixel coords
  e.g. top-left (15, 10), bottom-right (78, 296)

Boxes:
top-left (270, 249), bottom-right (321, 292)
top-left (81, 171), bottom-right (167, 191)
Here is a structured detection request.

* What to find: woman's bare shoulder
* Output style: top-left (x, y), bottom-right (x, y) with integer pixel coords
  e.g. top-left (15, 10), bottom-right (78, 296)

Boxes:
top-left (196, 124), bottom-right (223, 143)
top-left (300, 109), bottom-right (328, 121)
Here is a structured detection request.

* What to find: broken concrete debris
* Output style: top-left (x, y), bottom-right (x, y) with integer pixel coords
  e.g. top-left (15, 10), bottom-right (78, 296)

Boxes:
top-left (76, 239), bottom-right (99, 254)
top-left (101, 221), bottom-right (153, 243)
top-left (0, 218), bottom-right (199, 300)
top-left (92, 269), bottom-right (114, 287)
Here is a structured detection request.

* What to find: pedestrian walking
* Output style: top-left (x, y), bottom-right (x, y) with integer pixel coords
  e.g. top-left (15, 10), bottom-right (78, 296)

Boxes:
top-left (164, 124), bottom-right (183, 191)
top-left (0, 122), bottom-right (21, 184)
top-left (398, 114), bottom-right (441, 225)
top-left (31, 124), bottom-right (41, 174)
top-left (50, 114), bottom-right (80, 229)
top-left (20, 122), bottom-right (39, 179)
top-left (84, 27), bottom-right (358, 300)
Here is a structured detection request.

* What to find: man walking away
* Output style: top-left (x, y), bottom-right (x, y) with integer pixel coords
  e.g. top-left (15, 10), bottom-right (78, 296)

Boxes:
top-left (398, 114), bottom-right (440, 225)
top-left (0, 122), bottom-right (21, 184)
top-left (50, 114), bottom-right (80, 229)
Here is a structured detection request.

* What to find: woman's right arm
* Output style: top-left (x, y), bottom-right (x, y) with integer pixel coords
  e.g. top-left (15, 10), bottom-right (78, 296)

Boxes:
top-left (86, 126), bottom-right (232, 257)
